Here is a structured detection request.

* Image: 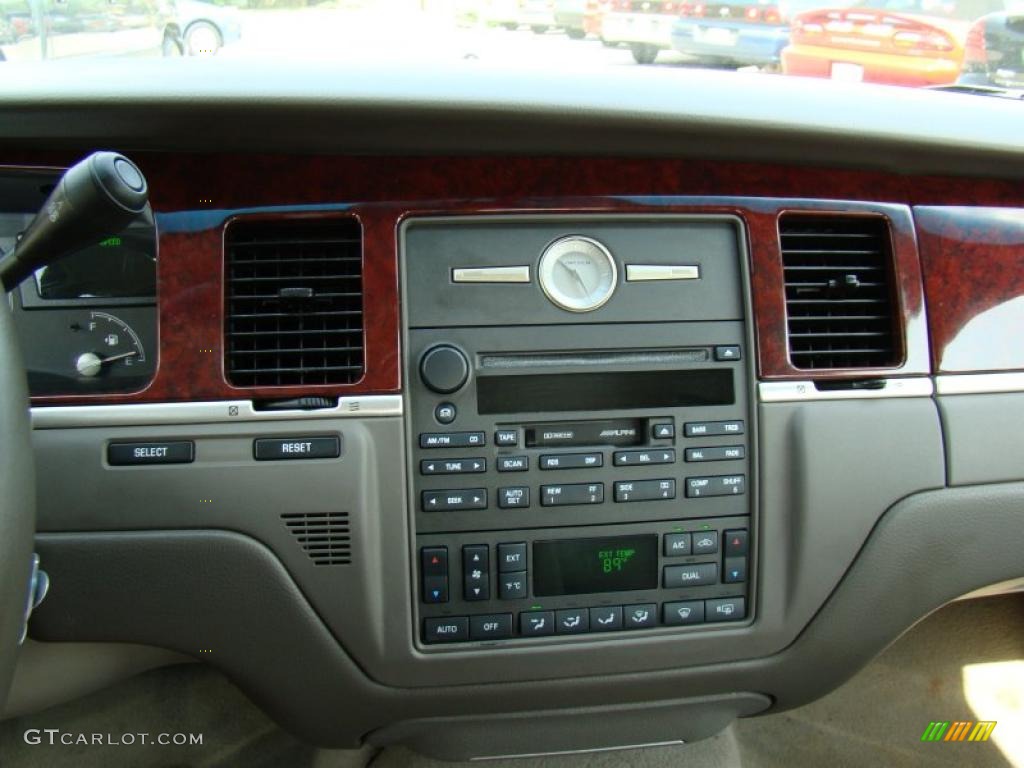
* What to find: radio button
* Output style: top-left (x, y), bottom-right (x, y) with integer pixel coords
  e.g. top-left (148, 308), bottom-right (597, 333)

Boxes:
top-left (664, 533), bottom-right (692, 557)
top-left (540, 483), bottom-right (605, 506)
top-left (498, 542), bottom-right (527, 572)
top-left (420, 457), bottom-right (486, 475)
top-left (498, 487), bottom-right (530, 509)
top-left (684, 445), bottom-right (745, 463)
top-left (706, 597), bottom-right (746, 622)
top-left (424, 616), bottom-right (468, 643)
top-left (613, 449), bottom-right (675, 466)
top-left (499, 571), bottom-right (528, 600)
top-left (683, 421), bottom-right (745, 438)
top-left (652, 422), bottom-right (675, 440)
top-left (495, 429), bottom-right (519, 447)
top-left (470, 614), bottom-right (513, 640)
top-left (614, 479), bottom-right (676, 502)
top-left (663, 600), bottom-right (705, 626)
top-left (693, 531), bottom-right (719, 554)
top-left (714, 345), bottom-right (742, 362)
top-left (663, 563), bottom-right (718, 588)
top-left (624, 604), bottom-right (658, 629)
top-left (520, 611), bottom-right (555, 636)
top-left (540, 452), bottom-right (603, 470)
top-left (589, 606), bottom-right (623, 631)
top-left (497, 455), bottom-right (529, 472)
top-left (419, 432), bottom-right (486, 449)
top-left (685, 475), bottom-right (746, 498)
top-left (555, 609), bottom-right (590, 635)
top-left (422, 489), bottom-right (487, 512)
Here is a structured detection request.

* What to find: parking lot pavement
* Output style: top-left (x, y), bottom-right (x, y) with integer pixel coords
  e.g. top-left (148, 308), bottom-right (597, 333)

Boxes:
top-left (218, 7), bottom-right (702, 71)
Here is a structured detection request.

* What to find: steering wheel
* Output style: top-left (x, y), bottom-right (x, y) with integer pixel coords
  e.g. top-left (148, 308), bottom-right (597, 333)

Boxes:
top-left (0, 297), bottom-right (35, 708)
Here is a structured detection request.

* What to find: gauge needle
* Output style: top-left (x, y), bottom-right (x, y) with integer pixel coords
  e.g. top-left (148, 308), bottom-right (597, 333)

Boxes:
top-left (98, 350), bottom-right (139, 364)
top-left (75, 349), bottom-right (138, 377)
top-left (558, 261), bottom-right (591, 297)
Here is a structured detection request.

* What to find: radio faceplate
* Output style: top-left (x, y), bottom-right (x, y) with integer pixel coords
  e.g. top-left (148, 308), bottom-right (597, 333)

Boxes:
top-left (402, 215), bottom-right (754, 649)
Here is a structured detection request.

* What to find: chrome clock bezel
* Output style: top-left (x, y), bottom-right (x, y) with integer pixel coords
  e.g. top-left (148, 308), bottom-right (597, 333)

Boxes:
top-left (537, 235), bottom-right (618, 313)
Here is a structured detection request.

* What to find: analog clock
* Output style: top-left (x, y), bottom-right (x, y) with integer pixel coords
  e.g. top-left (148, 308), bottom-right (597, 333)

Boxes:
top-left (538, 236), bottom-right (618, 312)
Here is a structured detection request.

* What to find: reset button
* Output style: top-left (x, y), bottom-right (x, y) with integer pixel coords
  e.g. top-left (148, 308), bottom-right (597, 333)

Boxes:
top-left (254, 436), bottom-right (342, 461)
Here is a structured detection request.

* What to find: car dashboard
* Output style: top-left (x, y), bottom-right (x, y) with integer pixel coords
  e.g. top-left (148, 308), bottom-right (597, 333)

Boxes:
top-left (2, 59), bottom-right (1024, 760)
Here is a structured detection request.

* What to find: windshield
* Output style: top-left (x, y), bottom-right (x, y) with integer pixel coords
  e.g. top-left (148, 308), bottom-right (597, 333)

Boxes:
top-left (1, 0), bottom-right (1021, 92)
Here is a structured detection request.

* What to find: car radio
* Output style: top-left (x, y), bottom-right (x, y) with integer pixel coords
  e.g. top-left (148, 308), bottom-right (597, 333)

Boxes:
top-left (401, 215), bottom-right (753, 647)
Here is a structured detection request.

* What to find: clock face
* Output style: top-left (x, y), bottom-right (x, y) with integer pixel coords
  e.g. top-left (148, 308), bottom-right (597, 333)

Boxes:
top-left (538, 236), bottom-right (618, 312)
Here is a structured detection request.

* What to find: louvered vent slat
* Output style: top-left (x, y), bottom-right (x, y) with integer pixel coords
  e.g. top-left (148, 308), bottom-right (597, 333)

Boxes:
top-left (225, 220), bottom-right (364, 387)
top-left (281, 512), bottom-right (352, 566)
top-left (780, 215), bottom-right (899, 370)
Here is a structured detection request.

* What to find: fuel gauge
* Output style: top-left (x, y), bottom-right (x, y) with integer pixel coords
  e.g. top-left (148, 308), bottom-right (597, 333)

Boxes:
top-left (73, 312), bottom-right (147, 379)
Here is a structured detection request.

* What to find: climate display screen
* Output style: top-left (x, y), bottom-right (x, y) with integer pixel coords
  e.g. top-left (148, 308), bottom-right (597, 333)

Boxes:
top-left (532, 535), bottom-right (659, 596)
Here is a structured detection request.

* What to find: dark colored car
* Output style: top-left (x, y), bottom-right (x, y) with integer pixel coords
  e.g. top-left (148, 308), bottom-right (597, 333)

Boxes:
top-left (960, 9), bottom-right (1024, 87)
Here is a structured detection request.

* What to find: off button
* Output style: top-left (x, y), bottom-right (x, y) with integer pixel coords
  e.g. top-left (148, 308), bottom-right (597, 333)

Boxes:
top-left (254, 436), bottom-right (342, 461)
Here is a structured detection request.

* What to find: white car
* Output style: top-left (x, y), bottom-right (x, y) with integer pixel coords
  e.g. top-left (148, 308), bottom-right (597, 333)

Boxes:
top-left (601, 0), bottom-right (677, 63)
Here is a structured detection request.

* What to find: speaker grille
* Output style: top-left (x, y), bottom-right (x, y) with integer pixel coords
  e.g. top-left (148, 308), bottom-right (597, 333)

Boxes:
top-left (281, 512), bottom-right (352, 566)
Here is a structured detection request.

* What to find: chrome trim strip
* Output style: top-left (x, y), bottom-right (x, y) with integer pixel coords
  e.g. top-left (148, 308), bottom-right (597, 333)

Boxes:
top-left (31, 395), bottom-right (403, 429)
top-left (935, 373), bottom-right (1024, 396)
top-left (472, 740), bottom-right (685, 761)
top-left (452, 266), bottom-right (531, 283)
top-left (758, 378), bottom-right (934, 403)
top-left (625, 264), bottom-right (700, 282)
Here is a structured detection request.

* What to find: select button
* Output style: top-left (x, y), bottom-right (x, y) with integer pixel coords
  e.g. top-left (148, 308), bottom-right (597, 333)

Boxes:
top-left (108, 441), bottom-right (194, 466)
top-left (254, 436), bottom-right (341, 461)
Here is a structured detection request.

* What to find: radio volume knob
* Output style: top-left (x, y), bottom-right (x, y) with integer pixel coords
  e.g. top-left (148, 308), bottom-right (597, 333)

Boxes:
top-left (420, 345), bottom-right (470, 394)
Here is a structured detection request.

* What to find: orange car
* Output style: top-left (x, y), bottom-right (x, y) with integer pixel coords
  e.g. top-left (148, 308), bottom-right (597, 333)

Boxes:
top-left (781, 0), bottom-right (1010, 87)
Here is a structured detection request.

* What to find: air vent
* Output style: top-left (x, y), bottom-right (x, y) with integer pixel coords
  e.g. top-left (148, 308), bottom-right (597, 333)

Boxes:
top-left (282, 512), bottom-right (352, 566)
top-left (225, 219), bottom-right (364, 387)
top-left (779, 215), bottom-right (900, 370)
